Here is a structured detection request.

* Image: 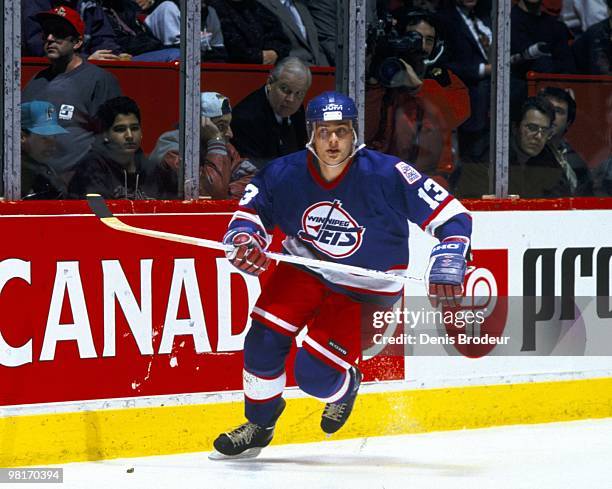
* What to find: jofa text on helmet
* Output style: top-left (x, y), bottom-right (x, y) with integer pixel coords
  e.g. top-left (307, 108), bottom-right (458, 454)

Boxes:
top-left (323, 103), bottom-right (343, 111)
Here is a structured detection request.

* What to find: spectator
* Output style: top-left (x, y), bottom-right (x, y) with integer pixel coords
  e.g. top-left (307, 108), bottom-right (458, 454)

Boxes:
top-left (560, 0), bottom-right (608, 35)
top-left (149, 92), bottom-right (257, 199)
top-left (200, 1), bottom-right (228, 62)
top-left (230, 57), bottom-right (311, 169)
top-left (22, 0), bottom-right (129, 61)
top-left (537, 86), bottom-right (592, 196)
top-left (100, 0), bottom-right (175, 61)
top-left (457, 95), bottom-right (557, 198)
top-left (572, 0), bottom-right (612, 75)
top-left (140, 1), bottom-right (181, 46)
top-left (22, 5), bottom-right (122, 177)
top-left (305, 0), bottom-right (337, 66)
top-left (593, 155), bottom-right (612, 196)
top-left (589, 89), bottom-right (612, 196)
top-left (21, 101), bottom-right (70, 199)
top-left (69, 96), bottom-right (166, 199)
top-left (134, 0), bottom-right (226, 61)
top-left (256, 0), bottom-right (329, 66)
top-left (437, 0), bottom-right (492, 163)
top-left (508, 96), bottom-right (558, 198)
top-left (510, 0), bottom-right (576, 105)
top-left (365, 10), bottom-right (459, 189)
top-left (208, 0), bottom-right (291, 64)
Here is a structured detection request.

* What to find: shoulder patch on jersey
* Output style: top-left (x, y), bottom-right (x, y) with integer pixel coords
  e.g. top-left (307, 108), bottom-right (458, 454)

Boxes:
top-left (395, 162), bottom-right (422, 185)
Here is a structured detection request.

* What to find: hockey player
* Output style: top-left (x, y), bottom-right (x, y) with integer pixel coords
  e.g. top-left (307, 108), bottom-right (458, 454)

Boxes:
top-left (210, 91), bottom-right (472, 459)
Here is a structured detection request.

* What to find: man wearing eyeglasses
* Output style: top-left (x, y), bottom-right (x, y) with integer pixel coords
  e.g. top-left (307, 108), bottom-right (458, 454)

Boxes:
top-left (230, 57), bottom-right (312, 169)
top-left (508, 95), bottom-right (574, 198)
top-left (22, 6), bottom-right (121, 180)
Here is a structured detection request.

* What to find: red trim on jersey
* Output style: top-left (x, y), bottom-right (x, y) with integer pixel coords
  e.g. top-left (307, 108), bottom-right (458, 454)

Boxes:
top-left (307, 151), bottom-right (354, 190)
top-left (420, 195), bottom-right (454, 230)
top-left (251, 311), bottom-right (295, 337)
top-left (244, 392), bottom-right (283, 403)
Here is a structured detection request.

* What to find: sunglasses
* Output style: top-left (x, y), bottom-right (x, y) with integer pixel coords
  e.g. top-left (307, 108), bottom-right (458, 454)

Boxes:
top-left (41, 21), bottom-right (79, 41)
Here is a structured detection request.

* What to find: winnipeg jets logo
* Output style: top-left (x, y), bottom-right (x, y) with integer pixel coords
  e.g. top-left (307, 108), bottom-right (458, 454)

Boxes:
top-left (298, 200), bottom-right (365, 258)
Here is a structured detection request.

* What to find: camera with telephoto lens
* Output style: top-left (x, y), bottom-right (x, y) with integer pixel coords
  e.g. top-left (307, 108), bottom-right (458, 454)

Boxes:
top-left (367, 14), bottom-right (428, 87)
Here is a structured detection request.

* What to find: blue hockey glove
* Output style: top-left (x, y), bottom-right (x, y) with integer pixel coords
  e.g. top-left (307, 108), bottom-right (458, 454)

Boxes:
top-left (427, 239), bottom-right (468, 308)
top-left (223, 228), bottom-right (270, 276)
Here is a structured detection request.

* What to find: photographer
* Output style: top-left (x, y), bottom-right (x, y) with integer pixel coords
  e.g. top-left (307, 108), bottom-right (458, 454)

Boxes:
top-left (510, 0), bottom-right (576, 108)
top-left (365, 9), bottom-right (466, 189)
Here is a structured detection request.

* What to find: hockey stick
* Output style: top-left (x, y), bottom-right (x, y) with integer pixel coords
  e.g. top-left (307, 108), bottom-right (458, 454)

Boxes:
top-left (86, 194), bottom-right (423, 284)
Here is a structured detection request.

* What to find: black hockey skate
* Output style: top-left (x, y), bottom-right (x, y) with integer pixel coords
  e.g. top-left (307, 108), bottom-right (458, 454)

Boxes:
top-left (209, 398), bottom-right (286, 460)
top-left (321, 366), bottom-right (362, 435)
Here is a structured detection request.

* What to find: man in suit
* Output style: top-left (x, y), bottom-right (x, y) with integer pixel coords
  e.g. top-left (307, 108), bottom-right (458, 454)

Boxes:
top-left (437, 0), bottom-right (492, 163)
top-left (231, 57), bottom-right (312, 169)
top-left (305, 0), bottom-right (337, 66)
top-left (256, 0), bottom-right (329, 66)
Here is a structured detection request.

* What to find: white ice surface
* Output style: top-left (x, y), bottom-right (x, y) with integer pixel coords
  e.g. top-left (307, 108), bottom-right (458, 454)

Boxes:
top-left (22, 418), bottom-right (612, 489)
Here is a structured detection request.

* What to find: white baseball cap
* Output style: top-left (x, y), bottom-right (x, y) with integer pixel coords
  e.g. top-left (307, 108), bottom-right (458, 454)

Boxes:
top-left (200, 92), bottom-right (232, 118)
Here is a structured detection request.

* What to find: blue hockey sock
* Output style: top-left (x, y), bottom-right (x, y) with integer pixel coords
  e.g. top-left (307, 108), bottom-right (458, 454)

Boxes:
top-left (243, 321), bottom-right (292, 426)
top-left (293, 348), bottom-right (348, 401)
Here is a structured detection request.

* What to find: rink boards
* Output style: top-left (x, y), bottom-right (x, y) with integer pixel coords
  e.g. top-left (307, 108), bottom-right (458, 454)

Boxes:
top-left (0, 199), bottom-right (611, 466)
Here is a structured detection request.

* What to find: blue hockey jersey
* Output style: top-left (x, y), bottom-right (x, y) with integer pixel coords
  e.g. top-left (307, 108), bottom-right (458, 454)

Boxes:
top-left (227, 148), bottom-right (472, 304)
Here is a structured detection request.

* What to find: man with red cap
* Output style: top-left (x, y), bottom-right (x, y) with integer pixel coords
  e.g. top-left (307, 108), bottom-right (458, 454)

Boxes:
top-left (22, 0), bottom-right (124, 60)
top-left (22, 5), bottom-right (122, 179)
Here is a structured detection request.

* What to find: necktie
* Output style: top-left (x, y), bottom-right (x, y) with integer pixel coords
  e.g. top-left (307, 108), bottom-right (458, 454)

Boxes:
top-left (280, 118), bottom-right (297, 155)
top-left (282, 0), bottom-right (307, 40)
top-left (469, 11), bottom-right (491, 61)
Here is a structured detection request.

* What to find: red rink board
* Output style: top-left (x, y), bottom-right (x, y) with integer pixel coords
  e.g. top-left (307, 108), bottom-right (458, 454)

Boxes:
top-left (0, 196), bottom-right (609, 407)
top-left (0, 202), bottom-right (403, 407)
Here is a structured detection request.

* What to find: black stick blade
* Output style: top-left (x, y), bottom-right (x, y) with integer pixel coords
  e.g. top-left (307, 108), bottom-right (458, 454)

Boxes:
top-left (86, 194), bottom-right (113, 219)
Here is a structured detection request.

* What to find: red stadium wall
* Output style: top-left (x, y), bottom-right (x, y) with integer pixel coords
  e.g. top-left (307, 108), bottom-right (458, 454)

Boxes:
top-left (21, 59), bottom-right (336, 153)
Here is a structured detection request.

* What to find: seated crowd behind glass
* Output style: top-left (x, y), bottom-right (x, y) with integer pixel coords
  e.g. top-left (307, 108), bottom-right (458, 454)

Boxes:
top-left (15, 0), bottom-right (612, 199)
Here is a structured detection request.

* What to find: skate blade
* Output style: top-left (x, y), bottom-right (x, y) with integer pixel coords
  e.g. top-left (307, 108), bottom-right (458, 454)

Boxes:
top-left (208, 447), bottom-right (263, 461)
